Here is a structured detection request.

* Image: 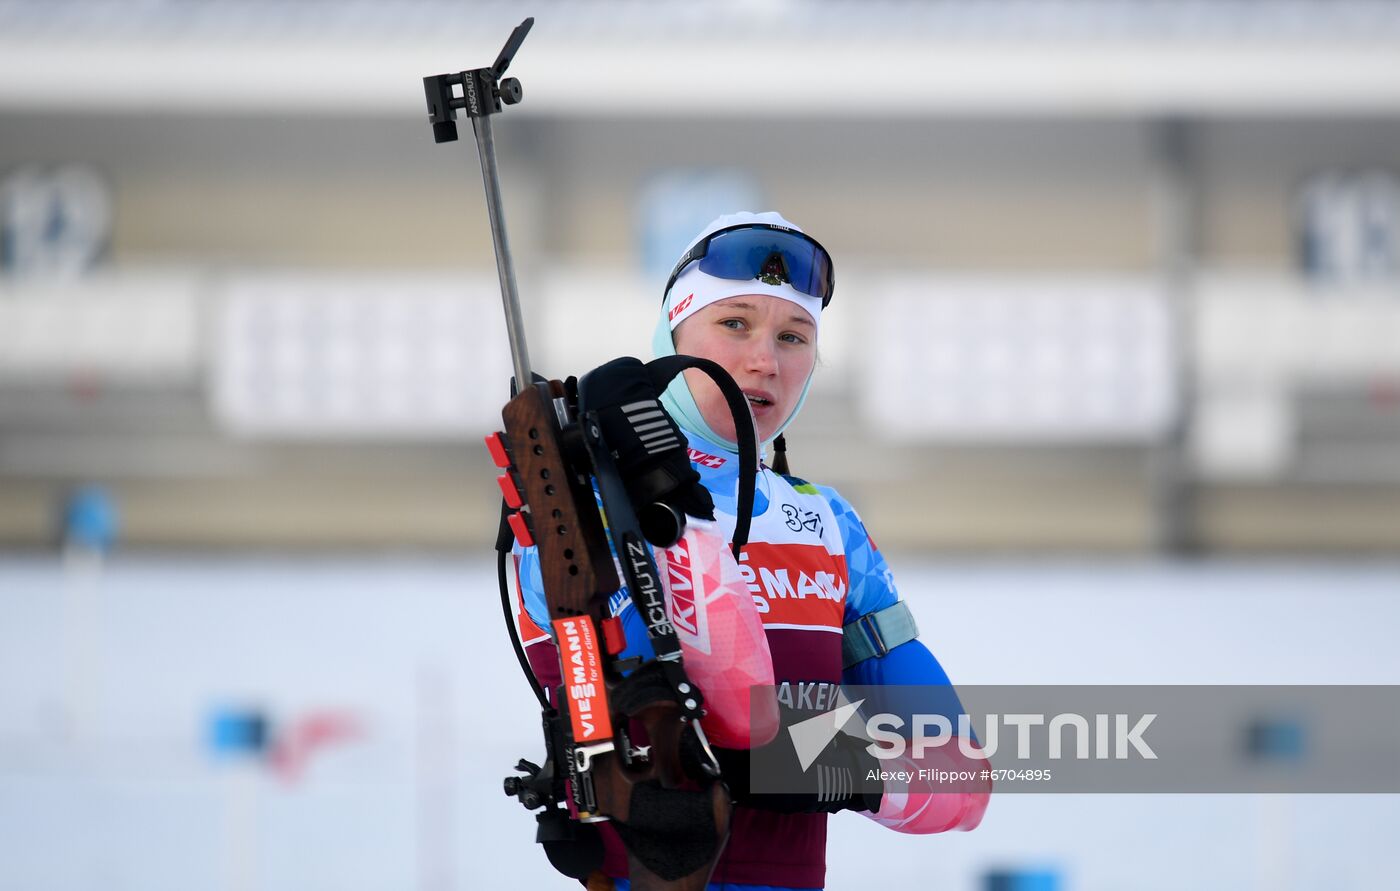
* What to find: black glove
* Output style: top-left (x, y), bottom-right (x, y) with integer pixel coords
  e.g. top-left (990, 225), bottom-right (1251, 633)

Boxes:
top-left (714, 731), bottom-right (884, 815)
top-left (580, 357), bottom-right (715, 525)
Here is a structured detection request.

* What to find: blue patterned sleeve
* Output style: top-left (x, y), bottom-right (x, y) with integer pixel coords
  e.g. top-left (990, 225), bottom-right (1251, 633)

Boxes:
top-left (818, 485), bottom-right (963, 706)
top-left (513, 520), bottom-right (656, 665)
top-left (513, 540), bottom-right (551, 636)
top-left (816, 485), bottom-right (899, 625)
top-left (515, 481), bottom-right (615, 637)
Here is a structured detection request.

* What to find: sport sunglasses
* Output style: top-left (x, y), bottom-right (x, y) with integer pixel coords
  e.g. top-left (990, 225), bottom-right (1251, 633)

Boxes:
top-left (663, 224), bottom-right (835, 308)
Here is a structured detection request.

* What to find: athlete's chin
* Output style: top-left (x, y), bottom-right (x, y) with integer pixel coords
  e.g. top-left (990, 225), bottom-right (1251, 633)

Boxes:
top-left (702, 403), bottom-right (783, 443)
top-left (749, 404), bottom-right (788, 444)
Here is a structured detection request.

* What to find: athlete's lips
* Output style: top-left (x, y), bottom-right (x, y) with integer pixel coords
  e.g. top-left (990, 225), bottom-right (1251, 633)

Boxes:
top-left (742, 388), bottom-right (778, 412)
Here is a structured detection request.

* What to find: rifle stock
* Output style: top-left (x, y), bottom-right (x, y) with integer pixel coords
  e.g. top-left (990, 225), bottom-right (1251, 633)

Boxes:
top-left (501, 381), bottom-right (617, 614)
top-left (497, 380), bottom-right (732, 889)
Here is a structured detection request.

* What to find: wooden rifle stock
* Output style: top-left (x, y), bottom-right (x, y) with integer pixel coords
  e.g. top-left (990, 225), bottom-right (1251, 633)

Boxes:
top-left (502, 381), bottom-right (617, 616)
top-left (499, 380), bottom-right (731, 890)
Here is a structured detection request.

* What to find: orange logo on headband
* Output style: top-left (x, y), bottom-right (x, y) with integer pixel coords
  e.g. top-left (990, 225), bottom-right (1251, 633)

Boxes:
top-left (668, 293), bottom-right (694, 322)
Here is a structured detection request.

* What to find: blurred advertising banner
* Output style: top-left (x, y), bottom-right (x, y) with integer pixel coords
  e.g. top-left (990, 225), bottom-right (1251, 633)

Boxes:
top-left (211, 274), bottom-right (511, 439)
top-left (864, 278), bottom-right (1175, 442)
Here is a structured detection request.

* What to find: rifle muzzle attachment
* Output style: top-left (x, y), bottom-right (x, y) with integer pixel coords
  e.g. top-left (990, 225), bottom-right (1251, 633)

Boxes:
top-left (638, 500), bottom-right (684, 549)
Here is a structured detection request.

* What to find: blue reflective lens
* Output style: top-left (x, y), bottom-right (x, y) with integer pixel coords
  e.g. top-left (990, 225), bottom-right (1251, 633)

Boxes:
top-left (671, 225), bottom-right (834, 306)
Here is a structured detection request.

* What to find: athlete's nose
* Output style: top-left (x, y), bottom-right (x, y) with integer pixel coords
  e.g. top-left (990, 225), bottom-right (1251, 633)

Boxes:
top-left (744, 337), bottom-right (779, 377)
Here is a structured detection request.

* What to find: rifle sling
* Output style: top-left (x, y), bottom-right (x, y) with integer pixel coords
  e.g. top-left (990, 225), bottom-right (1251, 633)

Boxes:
top-left (643, 355), bottom-right (759, 560)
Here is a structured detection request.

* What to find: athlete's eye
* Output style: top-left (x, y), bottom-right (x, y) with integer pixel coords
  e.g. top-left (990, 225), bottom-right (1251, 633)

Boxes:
top-left (779, 332), bottom-right (807, 345)
top-left (719, 318), bottom-right (745, 331)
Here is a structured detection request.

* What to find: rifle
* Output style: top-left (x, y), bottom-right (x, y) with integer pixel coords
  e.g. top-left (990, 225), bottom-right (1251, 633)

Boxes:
top-left (422, 20), bottom-right (760, 889)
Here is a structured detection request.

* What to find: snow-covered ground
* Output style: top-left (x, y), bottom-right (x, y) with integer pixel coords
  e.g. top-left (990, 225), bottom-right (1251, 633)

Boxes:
top-left (2, 555), bottom-right (1398, 891)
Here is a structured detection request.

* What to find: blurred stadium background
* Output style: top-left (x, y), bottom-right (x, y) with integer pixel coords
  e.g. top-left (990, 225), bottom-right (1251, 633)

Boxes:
top-left (2, 1), bottom-right (1399, 889)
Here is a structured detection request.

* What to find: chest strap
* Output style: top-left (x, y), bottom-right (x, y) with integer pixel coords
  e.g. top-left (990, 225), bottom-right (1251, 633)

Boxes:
top-left (842, 601), bottom-right (919, 669)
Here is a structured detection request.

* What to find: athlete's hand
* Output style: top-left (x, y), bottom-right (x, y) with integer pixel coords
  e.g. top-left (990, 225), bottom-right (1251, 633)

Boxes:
top-left (581, 357), bottom-right (714, 524)
top-left (862, 742), bottom-right (991, 833)
top-left (714, 730), bottom-right (883, 815)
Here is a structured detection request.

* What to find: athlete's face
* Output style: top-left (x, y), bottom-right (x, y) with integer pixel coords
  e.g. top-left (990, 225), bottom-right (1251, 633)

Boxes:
top-left (672, 296), bottom-right (817, 444)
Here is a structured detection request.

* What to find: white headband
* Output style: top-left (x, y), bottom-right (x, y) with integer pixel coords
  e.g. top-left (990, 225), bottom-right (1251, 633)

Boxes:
top-left (665, 267), bottom-right (822, 334)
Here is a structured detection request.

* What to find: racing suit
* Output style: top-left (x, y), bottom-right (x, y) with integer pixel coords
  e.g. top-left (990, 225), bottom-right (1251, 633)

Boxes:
top-left (514, 426), bottom-right (988, 889)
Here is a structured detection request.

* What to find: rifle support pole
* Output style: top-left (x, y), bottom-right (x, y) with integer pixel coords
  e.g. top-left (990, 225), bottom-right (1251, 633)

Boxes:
top-left (471, 113), bottom-right (532, 389)
top-left (422, 16), bottom-right (535, 387)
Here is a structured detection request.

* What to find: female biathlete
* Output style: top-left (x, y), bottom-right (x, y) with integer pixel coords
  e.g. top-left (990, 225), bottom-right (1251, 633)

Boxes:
top-left (514, 212), bottom-right (991, 890)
